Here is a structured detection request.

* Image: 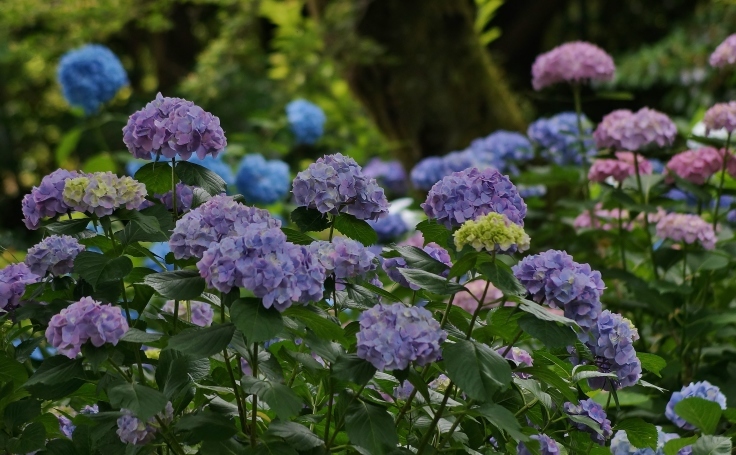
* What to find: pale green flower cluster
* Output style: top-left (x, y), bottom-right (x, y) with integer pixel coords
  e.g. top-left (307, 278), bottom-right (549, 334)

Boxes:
top-left (454, 212), bottom-right (530, 254)
top-left (62, 172), bottom-right (147, 217)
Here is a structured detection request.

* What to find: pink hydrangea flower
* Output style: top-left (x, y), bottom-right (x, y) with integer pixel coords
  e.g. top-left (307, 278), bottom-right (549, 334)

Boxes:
top-left (594, 108), bottom-right (677, 152)
top-left (588, 152), bottom-right (652, 183)
top-left (574, 204), bottom-right (633, 231)
top-left (665, 147), bottom-right (724, 185)
top-left (703, 102), bottom-right (736, 134)
top-left (656, 213), bottom-right (716, 250)
top-left (710, 34), bottom-right (736, 68)
top-left (531, 41), bottom-right (615, 90)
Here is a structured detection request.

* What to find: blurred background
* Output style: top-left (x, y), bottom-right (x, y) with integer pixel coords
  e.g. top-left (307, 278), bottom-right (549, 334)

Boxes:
top-left (2, 0), bottom-right (736, 245)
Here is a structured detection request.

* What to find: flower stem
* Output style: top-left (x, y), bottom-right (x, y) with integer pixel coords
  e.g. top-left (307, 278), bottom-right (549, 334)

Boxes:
top-left (713, 133), bottom-right (732, 231)
top-left (250, 343), bottom-right (259, 447)
top-left (324, 364), bottom-right (335, 444)
top-left (572, 84), bottom-right (590, 200)
top-left (633, 153), bottom-right (659, 280)
top-left (326, 383), bottom-right (367, 449)
top-left (617, 181), bottom-right (627, 271)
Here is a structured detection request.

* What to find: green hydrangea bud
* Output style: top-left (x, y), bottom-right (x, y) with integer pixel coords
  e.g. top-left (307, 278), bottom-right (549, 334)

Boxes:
top-left (454, 212), bottom-right (530, 254)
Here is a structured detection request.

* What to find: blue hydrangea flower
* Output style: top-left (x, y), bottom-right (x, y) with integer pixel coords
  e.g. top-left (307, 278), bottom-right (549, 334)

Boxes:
top-left (362, 158), bottom-right (408, 196)
top-left (564, 398), bottom-right (613, 445)
top-left (235, 154), bottom-right (291, 205)
top-left (0, 263), bottom-right (39, 314)
top-left (393, 380), bottom-right (414, 400)
top-left (368, 214), bottom-right (408, 243)
top-left (527, 112), bottom-right (596, 165)
top-left (286, 99), bottom-right (326, 145)
top-left (586, 310), bottom-right (642, 389)
top-left (188, 154), bottom-right (235, 186)
top-left (356, 303), bottom-right (446, 371)
top-left (517, 434), bottom-right (560, 455)
top-left (383, 242), bottom-right (451, 290)
top-left (58, 415), bottom-right (75, 439)
top-left (25, 235), bottom-right (85, 276)
top-left (411, 157), bottom-right (450, 191)
top-left (468, 131), bottom-right (534, 175)
top-left (665, 381), bottom-right (727, 430)
top-left (57, 44), bottom-right (128, 115)
top-left (518, 184), bottom-right (547, 198)
top-left (292, 153), bottom-right (389, 220)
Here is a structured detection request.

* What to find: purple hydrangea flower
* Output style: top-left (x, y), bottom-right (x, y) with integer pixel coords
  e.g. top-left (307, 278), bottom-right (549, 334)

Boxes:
top-left (362, 158), bottom-right (408, 196)
top-left (292, 153), bottom-right (389, 221)
top-left (286, 99), bottom-right (326, 145)
top-left (655, 213), bottom-right (716, 250)
top-left (528, 112), bottom-right (596, 165)
top-left (586, 310), bottom-right (642, 389)
top-left (383, 242), bottom-right (451, 290)
top-left (367, 214), bottom-right (408, 243)
top-left (531, 41), bottom-right (615, 90)
top-left (703, 102), bottom-right (736, 135)
top-left (563, 398), bottom-right (613, 445)
top-left (468, 131), bottom-right (534, 175)
top-left (511, 250), bottom-right (604, 331)
top-left (594, 108), bottom-right (677, 152)
top-left (309, 237), bottom-right (377, 288)
top-left (116, 402), bottom-right (173, 446)
top-left (665, 381), bottom-right (727, 430)
top-left (393, 380), bottom-right (414, 400)
top-left (156, 183), bottom-right (195, 213)
top-left (58, 415), bottom-right (75, 438)
top-left (356, 303), bottom-right (446, 371)
top-left (45, 297), bottom-right (129, 358)
top-left (0, 263), bottom-right (39, 313)
top-left (517, 434), bottom-right (560, 455)
top-left (122, 93), bottom-right (226, 161)
top-left (21, 169), bottom-right (82, 230)
top-left (710, 34), bottom-right (736, 68)
top-left (235, 154), bottom-right (291, 205)
top-left (25, 235), bottom-right (85, 277)
top-left (240, 357), bottom-right (253, 376)
top-left (422, 167), bottom-right (527, 228)
top-left (498, 346), bottom-right (533, 378)
top-left (169, 195), bottom-right (281, 259)
top-left (161, 300), bottom-right (214, 327)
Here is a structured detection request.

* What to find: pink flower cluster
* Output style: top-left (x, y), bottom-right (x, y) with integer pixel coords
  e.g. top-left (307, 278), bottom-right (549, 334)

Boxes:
top-left (710, 34), bottom-right (736, 68)
top-left (665, 147), bottom-right (724, 185)
top-left (588, 152), bottom-right (652, 183)
top-left (594, 108), bottom-right (677, 152)
top-left (655, 213), bottom-right (716, 250)
top-left (574, 204), bottom-right (632, 232)
top-left (703, 102), bottom-right (736, 135)
top-left (531, 41), bottom-right (615, 90)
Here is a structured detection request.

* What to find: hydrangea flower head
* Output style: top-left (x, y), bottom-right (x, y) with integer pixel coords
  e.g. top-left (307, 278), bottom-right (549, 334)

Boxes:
top-left (161, 300), bottom-right (214, 327)
top-left (564, 398), bottom-right (612, 444)
top-left (588, 152), bottom-right (652, 183)
top-left (362, 158), bottom-right (408, 196)
top-left (383, 242), bottom-right (451, 290)
top-left (236, 154), bottom-right (291, 205)
top-left (498, 346), bottom-right (533, 378)
top-left (423, 167), bottom-right (527, 228)
top-left (586, 310), bottom-right (641, 389)
top-left (57, 44), bottom-right (127, 115)
top-left (468, 131), bottom-right (534, 175)
top-left (62, 172), bottom-right (147, 217)
top-left (574, 205), bottom-right (632, 232)
top-left (22, 169), bottom-right (82, 230)
top-left (0, 263), bottom-right (39, 313)
top-left (156, 183), bottom-right (195, 213)
top-left (25, 235), bottom-right (85, 276)
top-left (428, 374), bottom-right (451, 392)
top-left (703, 102), bottom-right (736, 134)
top-left (665, 147), bottom-right (724, 185)
top-left (292, 153), bottom-right (389, 220)
top-left (453, 280), bottom-right (503, 314)
top-left (116, 402), bottom-right (173, 446)
top-left (45, 297), bottom-right (129, 358)
top-left (454, 212), bottom-right (530, 254)
top-left (611, 427), bottom-right (691, 455)
top-left (665, 381), bottom-right (727, 429)
top-left (531, 41), bottom-right (615, 90)
top-left (594, 108), bottom-right (677, 152)
top-left (309, 237), bottom-right (377, 288)
top-left (655, 213), bottom-right (716, 250)
top-left (710, 34), bottom-right (736, 68)
top-left (368, 213), bottom-right (408, 243)
top-left (356, 303), bottom-right (446, 371)
top-left (528, 112), bottom-right (596, 165)
top-left (123, 93), bottom-right (226, 161)
top-left (286, 99), bottom-right (326, 145)
top-left (411, 157), bottom-right (451, 191)
top-left (393, 381), bottom-right (414, 400)
top-left (518, 184), bottom-right (547, 199)
top-left (517, 434), bottom-right (560, 455)
top-left (58, 415), bottom-right (75, 438)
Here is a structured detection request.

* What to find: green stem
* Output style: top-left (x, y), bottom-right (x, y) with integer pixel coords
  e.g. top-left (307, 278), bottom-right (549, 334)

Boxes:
top-left (324, 364), bottom-right (334, 444)
top-left (250, 343), bottom-right (259, 447)
top-left (153, 415), bottom-right (187, 455)
top-left (326, 383), bottom-right (367, 449)
top-left (514, 398), bottom-right (538, 417)
top-left (617, 181), bottom-right (627, 271)
top-left (633, 152), bottom-right (659, 280)
top-left (501, 328), bottom-right (523, 358)
top-left (572, 84), bottom-right (590, 200)
top-left (224, 349), bottom-right (248, 434)
top-left (416, 382), bottom-right (453, 453)
top-left (713, 133), bottom-right (732, 231)
top-left (465, 280), bottom-right (491, 338)
top-left (437, 400), bottom-right (473, 449)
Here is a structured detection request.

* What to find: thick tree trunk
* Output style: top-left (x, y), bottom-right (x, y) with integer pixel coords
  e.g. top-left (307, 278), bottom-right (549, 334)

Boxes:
top-left (320, 0), bottom-right (526, 170)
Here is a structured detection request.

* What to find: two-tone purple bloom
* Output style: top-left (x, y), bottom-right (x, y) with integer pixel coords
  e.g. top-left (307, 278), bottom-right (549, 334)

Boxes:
top-left (586, 310), bottom-right (642, 389)
top-left (383, 243), bottom-right (451, 290)
top-left (310, 237), bottom-right (376, 289)
top-left (665, 381), bottom-right (727, 430)
top-left (0, 263), bottom-right (39, 313)
top-left (116, 402), bottom-right (173, 445)
top-left (292, 153), bottom-right (389, 220)
top-left (517, 434), bottom-right (560, 455)
top-left (362, 158), bottom-right (408, 196)
top-left (156, 183), bottom-right (195, 213)
top-left (22, 169), bottom-right (82, 230)
top-left (45, 297), bottom-right (129, 358)
top-left (123, 93), bottom-right (226, 161)
top-left (62, 172), bottom-right (147, 217)
top-left (594, 108), bottom-right (677, 152)
top-left (531, 41), bottom-right (615, 90)
top-left (25, 235), bottom-right (85, 276)
top-left (564, 398), bottom-right (612, 445)
top-left (356, 303), bottom-right (446, 371)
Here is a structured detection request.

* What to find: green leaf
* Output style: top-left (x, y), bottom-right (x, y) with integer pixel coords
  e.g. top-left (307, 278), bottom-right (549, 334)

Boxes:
top-left (444, 340), bottom-right (512, 401)
top-left (664, 436), bottom-right (699, 455)
top-left (569, 414), bottom-right (604, 435)
top-left (176, 161), bottom-right (227, 195)
top-left (0, 354), bottom-right (28, 385)
top-left (516, 297), bottom-right (577, 326)
top-left (3, 399), bottom-right (40, 429)
top-left (448, 253), bottom-right (478, 279)
top-left (143, 270), bottom-right (205, 300)
top-left (332, 353), bottom-right (377, 385)
top-left (475, 403), bottom-right (527, 441)
top-left (121, 328), bottom-right (163, 343)
top-left (6, 421), bottom-right (46, 454)
top-left (174, 411), bottom-right (237, 442)
top-left (415, 219), bottom-right (451, 248)
top-left (692, 436), bottom-right (731, 455)
top-left (116, 209), bottom-right (161, 234)
top-left (283, 306), bottom-right (342, 341)
top-left (354, 282), bottom-right (402, 303)
top-left (108, 382), bottom-right (168, 421)
top-left (281, 227), bottom-right (315, 245)
top-left (168, 323), bottom-right (235, 358)
top-left (156, 350), bottom-right (209, 399)
top-left (266, 421), bottom-right (323, 450)
top-left (518, 315), bottom-right (576, 348)
top-left (344, 400), bottom-right (398, 455)
top-left (478, 261), bottom-right (526, 296)
top-left (241, 377), bottom-right (303, 420)
top-left (134, 162), bottom-right (175, 194)
top-left (25, 356), bottom-right (84, 387)
top-left (673, 397), bottom-right (723, 435)
top-left (55, 127), bottom-right (82, 165)
top-left (333, 213), bottom-right (378, 246)
top-left (73, 252), bottom-right (133, 288)
top-left (615, 418), bottom-right (658, 450)
top-left (637, 353), bottom-right (666, 378)
top-left (43, 218), bottom-right (91, 235)
top-left (82, 153), bottom-right (116, 172)
top-left (517, 366), bottom-right (577, 402)
top-left (290, 207), bottom-right (330, 232)
top-left (398, 269), bottom-right (466, 295)
top-left (231, 299), bottom-right (284, 343)
top-left (388, 246), bottom-right (451, 275)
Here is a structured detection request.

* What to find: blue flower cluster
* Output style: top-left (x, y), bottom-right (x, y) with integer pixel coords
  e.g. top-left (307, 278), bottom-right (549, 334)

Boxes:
top-left (587, 310), bottom-right (642, 389)
top-left (665, 381), bottom-right (727, 429)
top-left (57, 44), bottom-right (128, 115)
top-left (235, 154), bottom-right (290, 205)
top-left (25, 234), bottom-right (85, 276)
top-left (368, 214), bottom-right (408, 243)
top-left (309, 237), bottom-right (377, 288)
top-left (527, 112), bottom-right (596, 165)
top-left (383, 243), bottom-right (451, 290)
top-left (517, 434), bottom-right (560, 455)
top-left (356, 303), bottom-right (446, 371)
top-left (563, 398), bottom-right (613, 445)
top-left (518, 184), bottom-right (547, 199)
top-left (468, 131), bottom-right (534, 175)
top-left (286, 99), bottom-right (326, 145)
top-left (362, 158), bottom-right (408, 196)
top-left (423, 167), bottom-right (527, 228)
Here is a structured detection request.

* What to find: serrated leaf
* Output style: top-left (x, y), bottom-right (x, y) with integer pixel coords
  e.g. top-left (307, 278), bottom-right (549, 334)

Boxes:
top-left (121, 328), bottom-right (162, 343)
top-left (674, 397), bottom-right (722, 435)
top-left (615, 418), bottom-right (658, 450)
top-left (415, 219), bottom-right (451, 247)
top-left (344, 400), bottom-right (398, 455)
top-left (354, 282), bottom-right (402, 303)
top-left (692, 436), bottom-right (731, 455)
top-left (283, 306), bottom-right (342, 341)
top-left (143, 270), bottom-right (205, 300)
top-left (241, 377), bottom-right (303, 420)
top-left (175, 411), bottom-right (237, 442)
top-left (108, 382), bottom-right (168, 421)
top-left (73, 252), bottom-right (133, 288)
top-left (231, 299), bottom-right (284, 343)
top-left (475, 403), bottom-right (528, 441)
top-left (516, 297), bottom-right (577, 326)
top-left (333, 213), bottom-right (378, 246)
top-left (43, 218), bottom-right (91, 235)
top-left (518, 314), bottom-right (576, 348)
top-left (444, 340), bottom-right (512, 401)
top-left (398, 269), bottom-right (466, 295)
top-left (6, 421), bottom-right (46, 454)
top-left (664, 436), bottom-right (698, 455)
top-left (449, 253), bottom-right (478, 279)
top-left (0, 354), bottom-right (28, 385)
top-left (291, 207), bottom-right (330, 232)
top-left (176, 161), bottom-right (227, 195)
top-left (637, 353), bottom-right (666, 377)
top-left (478, 261), bottom-right (526, 296)
top-left (281, 227), bottom-right (315, 245)
top-left (134, 162), bottom-right (175, 194)
top-left (168, 323), bottom-right (235, 358)
top-left (25, 356), bottom-right (84, 387)
top-left (267, 421), bottom-right (323, 450)
top-left (389, 245), bottom-right (451, 275)
top-left (517, 366), bottom-right (577, 402)
top-left (332, 353), bottom-right (377, 385)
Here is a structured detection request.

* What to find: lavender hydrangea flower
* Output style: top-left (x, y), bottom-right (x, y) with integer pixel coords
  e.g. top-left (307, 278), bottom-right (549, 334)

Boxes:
top-left (123, 93), bottom-right (226, 161)
top-left (309, 237), bottom-right (376, 288)
top-left (411, 157), bottom-right (452, 191)
top-left (235, 154), bottom-right (291, 205)
top-left (586, 310), bottom-right (642, 389)
top-left (563, 398), bottom-right (613, 444)
top-left (710, 34), bottom-right (736, 68)
top-left (393, 381), bottom-right (414, 400)
top-left (531, 41), bottom-right (615, 90)
top-left (45, 297), bottom-right (129, 358)
top-left (169, 195), bottom-right (281, 259)
top-left (356, 303), bottom-right (446, 371)
top-left (0, 263), bottom-right (39, 313)
top-left (511, 250), bottom-right (604, 331)
top-left (116, 402), bottom-right (173, 445)
top-left (594, 108), bottom-right (677, 152)
top-left (292, 153), bottom-right (389, 220)
top-left (383, 242), bottom-right (451, 290)
top-left (528, 112), bottom-right (596, 165)
top-left (468, 131), bottom-right (534, 175)
top-left (22, 169), bottom-right (82, 230)
top-left (57, 44), bottom-right (128, 115)
top-left (362, 158), bottom-right (408, 196)
top-left (703, 102), bottom-right (736, 135)
top-left (156, 183), bottom-right (195, 213)
top-left (665, 147), bottom-right (724, 185)
top-left (58, 415), bottom-right (75, 438)
top-left (240, 357), bottom-right (253, 376)
top-left (286, 99), bottom-right (326, 145)
top-left (517, 434), bottom-right (560, 455)
top-left (422, 167), bottom-right (527, 228)
top-left (655, 213), bottom-right (716, 250)
top-left (498, 346), bottom-right (533, 378)
top-left (665, 381), bottom-right (727, 430)
top-left (161, 300), bottom-right (214, 327)
top-left (367, 214), bottom-right (408, 243)
top-left (25, 235), bottom-right (85, 276)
